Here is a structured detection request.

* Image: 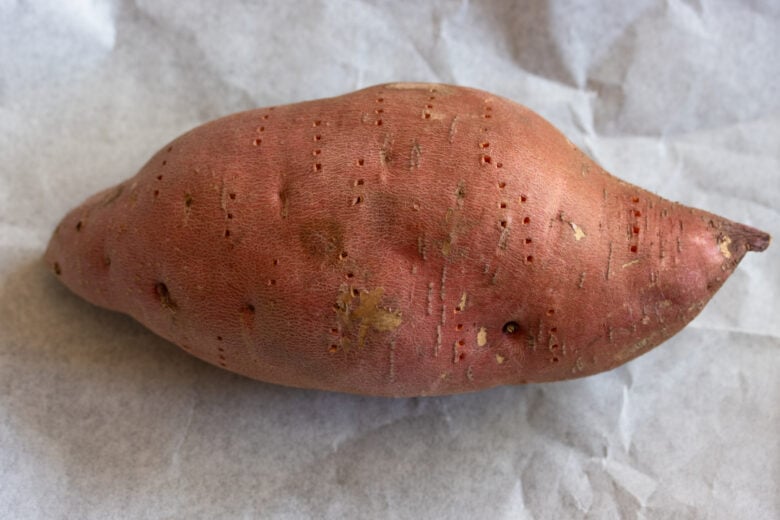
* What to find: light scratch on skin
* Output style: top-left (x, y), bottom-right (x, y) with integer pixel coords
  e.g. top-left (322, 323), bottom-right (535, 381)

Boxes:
top-left (184, 193), bottom-right (193, 223)
top-left (677, 237), bottom-right (682, 253)
top-left (456, 292), bottom-right (467, 312)
top-left (466, 365), bottom-right (474, 381)
top-left (659, 234), bottom-right (666, 259)
top-left (622, 258), bottom-right (641, 269)
top-left (435, 324), bottom-right (442, 357)
top-left (527, 320), bottom-right (542, 351)
top-left (409, 139), bottom-right (422, 170)
top-left (437, 264), bottom-right (447, 357)
top-left (570, 222), bottom-right (586, 241)
top-left (615, 337), bottom-right (650, 362)
top-left (606, 241), bottom-right (614, 280)
top-left (386, 82), bottom-right (448, 91)
top-left (418, 235), bottom-right (427, 260)
top-left (498, 226), bottom-right (510, 249)
top-left (389, 340), bottom-right (396, 383)
top-left (448, 116), bottom-right (458, 144)
top-left (441, 236), bottom-right (452, 257)
top-left (440, 264), bottom-right (447, 304)
top-left (426, 282), bottom-right (434, 316)
top-left (219, 178), bottom-right (228, 214)
top-left (477, 327), bottom-right (487, 346)
top-left (578, 271), bottom-right (586, 289)
top-left (379, 133), bottom-right (393, 176)
top-left (455, 181), bottom-right (466, 209)
top-left (279, 191), bottom-right (289, 219)
top-left (559, 212), bottom-right (585, 241)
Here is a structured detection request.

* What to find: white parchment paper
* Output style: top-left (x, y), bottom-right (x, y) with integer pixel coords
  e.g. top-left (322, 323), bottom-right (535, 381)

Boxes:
top-left (1, 1), bottom-right (778, 518)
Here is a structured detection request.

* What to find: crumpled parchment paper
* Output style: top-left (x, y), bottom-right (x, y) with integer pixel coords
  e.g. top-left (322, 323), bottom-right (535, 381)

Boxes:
top-left (1, 1), bottom-right (778, 518)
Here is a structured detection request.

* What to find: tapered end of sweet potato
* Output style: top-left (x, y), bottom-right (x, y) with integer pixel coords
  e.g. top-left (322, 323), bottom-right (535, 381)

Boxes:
top-left (723, 221), bottom-right (771, 253)
top-left (713, 220), bottom-right (771, 274)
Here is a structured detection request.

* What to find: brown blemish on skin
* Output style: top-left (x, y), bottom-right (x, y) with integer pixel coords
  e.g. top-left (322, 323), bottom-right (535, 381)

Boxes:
top-left (334, 286), bottom-right (402, 350)
top-left (241, 303), bottom-right (255, 317)
top-left (455, 181), bottom-right (466, 208)
top-left (155, 282), bottom-right (177, 311)
top-left (441, 238), bottom-right (452, 257)
top-left (278, 189), bottom-right (290, 219)
top-left (299, 220), bottom-right (345, 263)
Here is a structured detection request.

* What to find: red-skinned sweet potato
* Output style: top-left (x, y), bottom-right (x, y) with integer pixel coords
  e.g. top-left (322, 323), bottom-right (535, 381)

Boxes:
top-left (44, 82), bottom-right (770, 397)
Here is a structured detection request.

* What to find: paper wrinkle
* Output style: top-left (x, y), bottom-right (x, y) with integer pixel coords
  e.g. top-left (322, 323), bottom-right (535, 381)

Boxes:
top-left (125, 1), bottom-right (260, 111)
top-left (688, 324), bottom-right (780, 340)
top-left (502, 480), bottom-right (530, 518)
top-left (618, 386), bottom-right (633, 453)
top-left (561, 453), bottom-right (596, 515)
top-left (62, 0), bottom-right (117, 49)
top-left (603, 458), bottom-right (659, 509)
top-left (167, 388), bottom-right (197, 472)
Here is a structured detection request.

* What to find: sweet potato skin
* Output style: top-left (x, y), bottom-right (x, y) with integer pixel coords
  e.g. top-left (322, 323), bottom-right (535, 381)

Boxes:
top-left (45, 83), bottom-right (769, 397)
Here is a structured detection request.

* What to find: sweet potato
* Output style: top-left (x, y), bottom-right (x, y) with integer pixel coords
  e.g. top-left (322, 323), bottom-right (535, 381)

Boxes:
top-left (44, 82), bottom-right (770, 397)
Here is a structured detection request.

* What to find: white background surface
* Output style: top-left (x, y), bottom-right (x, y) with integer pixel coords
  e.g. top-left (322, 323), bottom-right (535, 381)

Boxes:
top-left (1, 1), bottom-right (778, 518)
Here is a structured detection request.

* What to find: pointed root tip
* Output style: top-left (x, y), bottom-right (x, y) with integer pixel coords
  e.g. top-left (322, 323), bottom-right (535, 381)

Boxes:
top-left (723, 221), bottom-right (771, 253)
